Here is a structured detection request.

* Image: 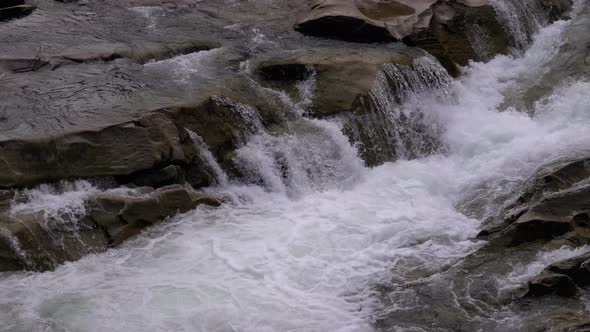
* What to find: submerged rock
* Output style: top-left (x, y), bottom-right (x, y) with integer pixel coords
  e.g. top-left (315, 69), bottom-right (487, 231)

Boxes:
top-left (0, 185), bottom-right (222, 272)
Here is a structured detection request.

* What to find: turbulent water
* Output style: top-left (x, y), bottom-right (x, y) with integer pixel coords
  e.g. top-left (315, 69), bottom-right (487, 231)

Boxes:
top-left (1, 1), bottom-right (589, 331)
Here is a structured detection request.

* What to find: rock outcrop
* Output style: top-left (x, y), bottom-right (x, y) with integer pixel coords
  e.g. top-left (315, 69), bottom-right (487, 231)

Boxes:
top-left (480, 157), bottom-right (590, 246)
top-left (0, 95), bottom-right (268, 189)
top-left (294, 0), bottom-right (572, 75)
top-left (0, 185), bottom-right (222, 272)
top-left (255, 46), bottom-right (413, 116)
top-left (526, 252), bottom-right (590, 297)
top-left (0, 112), bottom-right (187, 189)
top-left (255, 46), bottom-right (447, 166)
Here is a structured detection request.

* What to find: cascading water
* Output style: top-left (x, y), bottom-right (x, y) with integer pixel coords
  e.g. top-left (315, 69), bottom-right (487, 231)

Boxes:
top-left (343, 56), bottom-right (451, 166)
top-left (0, 1), bottom-right (589, 332)
top-left (491, 0), bottom-right (552, 50)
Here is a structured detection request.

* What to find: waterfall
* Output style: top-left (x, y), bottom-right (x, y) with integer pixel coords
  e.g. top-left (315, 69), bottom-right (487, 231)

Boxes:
top-left (187, 130), bottom-right (230, 187)
top-left (492, 0), bottom-right (552, 50)
top-left (234, 118), bottom-right (364, 196)
top-left (343, 56), bottom-right (451, 166)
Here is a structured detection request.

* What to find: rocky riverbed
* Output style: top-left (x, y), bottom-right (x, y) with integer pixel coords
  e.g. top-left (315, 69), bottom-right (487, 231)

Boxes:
top-left (1, 0), bottom-right (589, 331)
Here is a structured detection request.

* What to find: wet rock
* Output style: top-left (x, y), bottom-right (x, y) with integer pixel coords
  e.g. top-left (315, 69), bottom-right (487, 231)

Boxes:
top-left (164, 96), bottom-right (265, 177)
top-left (404, 2), bottom-right (509, 76)
top-left (294, 0), bottom-right (509, 75)
top-left (294, 0), bottom-right (572, 76)
top-left (546, 252), bottom-right (590, 287)
top-left (0, 190), bottom-right (13, 211)
top-left (116, 165), bottom-right (185, 188)
top-left (0, 211), bottom-right (109, 272)
top-left (57, 42), bottom-right (217, 65)
top-left (527, 272), bottom-right (578, 297)
top-left (255, 46), bottom-right (445, 166)
top-left (542, 0), bottom-right (575, 21)
top-left (0, 90), bottom-right (271, 189)
top-left (0, 185), bottom-right (222, 271)
top-left (255, 46), bottom-right (413, 116)
top-left (566, 321), bottom-right (590, 332)
top-left (512, 157), bottom-right (590, 209)
top-left (524, 251), bottom-right (590, 299)
top-left (0, 5), bottom-right (35, 21)
top-left (482, 157), bottom-right (590, 246)
top-left (89, 184), bottom-right (221, 245)
top-left (295, 0), bottom-right (437, 43)
top-left (508, 211), bottom-right (574, 246)
top-left (0, 112), bottom-right (187, 189)
top-left (254, 46), bottom-right (447, 166)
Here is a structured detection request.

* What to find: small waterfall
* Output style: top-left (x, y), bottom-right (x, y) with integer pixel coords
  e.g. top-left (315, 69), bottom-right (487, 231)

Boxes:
top-left (9, 181), bottom-right (97, 248)
top-left (466, 24), bottom-right (495, 60)
top-left (343, 56), bottom-right (452, 166)
top-left (187, 130), bottom-right (230, 186)
top-left (492, 0), bottom-right (551, 50)
top-left (234, 118), bottom-right (364, 196)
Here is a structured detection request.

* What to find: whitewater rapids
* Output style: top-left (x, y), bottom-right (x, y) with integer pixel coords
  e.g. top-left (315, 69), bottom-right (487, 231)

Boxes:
top-left (0, 3), bottom-right (589, 332)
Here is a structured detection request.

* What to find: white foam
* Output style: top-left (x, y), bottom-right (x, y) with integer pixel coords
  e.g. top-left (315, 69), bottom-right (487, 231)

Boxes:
top-left (9, 180), bottom-right (100, 227)
top-left (144, 48), bottom-right (222, 84)
top-left (499, 246), bottom-right (590, 292)
top-left (0, 5), bottom-right (589, 332)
